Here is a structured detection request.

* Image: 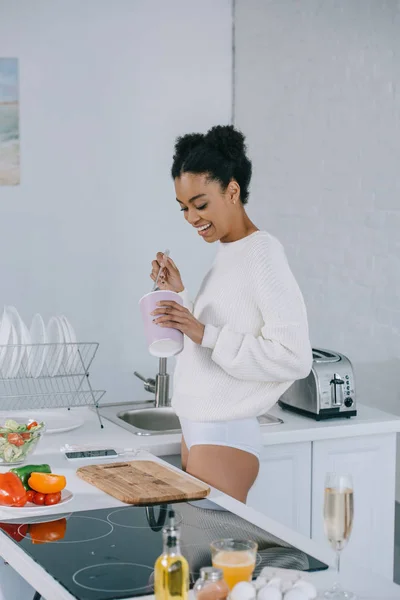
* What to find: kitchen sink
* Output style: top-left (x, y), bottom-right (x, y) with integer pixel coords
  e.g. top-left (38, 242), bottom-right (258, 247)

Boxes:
top-left (118, 407), bottom-right (181, 435)
top-left (99, 402), bottom-right (283, 436)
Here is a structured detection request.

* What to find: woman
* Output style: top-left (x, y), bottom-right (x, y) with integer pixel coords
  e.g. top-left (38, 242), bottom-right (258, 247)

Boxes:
top-left (150, 125), bottom-right (312, 503)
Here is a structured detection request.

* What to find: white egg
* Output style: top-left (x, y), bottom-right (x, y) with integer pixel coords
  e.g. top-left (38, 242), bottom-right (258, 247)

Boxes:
top-left (292, 580), bottom-right (317, 599)
top-left (283, 589), bottom-right (308, 600)
top-left (230, 581), bottom-right (257, 600)
top-left (257, 585), bottom-right (282, 600)
top-left (281, 580), bottom-right (295, 594)
top-left (255, 576), bottom-right (268, 590)
top-left (267, 577), bottom-right (282, 590)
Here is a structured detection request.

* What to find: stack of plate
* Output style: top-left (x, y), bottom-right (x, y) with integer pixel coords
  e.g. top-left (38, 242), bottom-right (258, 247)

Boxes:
top-left (0, 306), bottom-right (78, 378)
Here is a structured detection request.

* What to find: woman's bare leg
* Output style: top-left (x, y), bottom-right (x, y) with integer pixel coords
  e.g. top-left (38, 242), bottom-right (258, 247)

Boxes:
top-left (186, 445), bottom-right (259, 503)
top-left (181, 436), bottom-right (189, 472)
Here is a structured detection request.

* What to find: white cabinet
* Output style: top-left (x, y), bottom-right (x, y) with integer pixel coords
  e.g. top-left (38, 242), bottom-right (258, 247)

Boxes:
top-left (311, 434), bottom-right (396, 580)
top-left (247, 442), bottom-right (312, 537)
top-left (163, 446), bottom-right (312, 537)
top-left (161, 434), bottom-right (397, 580)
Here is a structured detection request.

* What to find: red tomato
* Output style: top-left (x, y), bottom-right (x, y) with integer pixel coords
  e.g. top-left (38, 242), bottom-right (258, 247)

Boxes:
top-left (44, 492), bottom-right (62, 506)
top-left (21, 433), bottom-right (30, 440)
top-left (27, 421), bottom-right (38, 430)
top-left (7, 434), bottom-right (24, 447)
top-left (26, 490), bottom-right (35, 503)
top-left (32, 492), bottom-right (45, 506)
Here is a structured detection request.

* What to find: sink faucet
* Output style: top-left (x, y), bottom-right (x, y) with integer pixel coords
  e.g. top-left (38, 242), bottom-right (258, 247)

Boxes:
top-left (134, 358), bottom-right (170, 408)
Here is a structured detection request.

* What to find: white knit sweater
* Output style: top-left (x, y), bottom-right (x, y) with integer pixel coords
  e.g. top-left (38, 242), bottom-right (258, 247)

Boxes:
top-left (172, 231), bottom-right (312, 422)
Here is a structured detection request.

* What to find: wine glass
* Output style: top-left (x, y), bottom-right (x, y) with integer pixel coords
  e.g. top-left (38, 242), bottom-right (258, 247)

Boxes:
top-left (323, 473), bottom-right (355, 599)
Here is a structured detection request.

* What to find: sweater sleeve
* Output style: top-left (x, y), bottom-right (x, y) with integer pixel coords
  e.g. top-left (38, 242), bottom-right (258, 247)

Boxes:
top-left (178, 288), bottom-right (193, 312)
top-left (201, 237), bottom-right (312, 382)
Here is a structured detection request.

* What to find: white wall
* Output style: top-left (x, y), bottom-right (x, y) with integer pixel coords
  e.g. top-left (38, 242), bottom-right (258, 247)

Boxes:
top-left (235, 0), bottom-right (400, 495)
top-left (0, 0), bottom-right (232, 401)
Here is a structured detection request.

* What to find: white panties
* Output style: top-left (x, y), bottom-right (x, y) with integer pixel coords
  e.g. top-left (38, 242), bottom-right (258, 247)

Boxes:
top-left (179, 416), bottom-right (262, 459)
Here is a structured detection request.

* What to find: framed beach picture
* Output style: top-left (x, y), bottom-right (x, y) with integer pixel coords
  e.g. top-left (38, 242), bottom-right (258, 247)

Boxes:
top-left (0, 58), bottom-right (20, 185)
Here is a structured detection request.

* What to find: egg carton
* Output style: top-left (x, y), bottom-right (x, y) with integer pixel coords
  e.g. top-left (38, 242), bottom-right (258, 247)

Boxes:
top-left (229, 568), bottom-right (317, 600)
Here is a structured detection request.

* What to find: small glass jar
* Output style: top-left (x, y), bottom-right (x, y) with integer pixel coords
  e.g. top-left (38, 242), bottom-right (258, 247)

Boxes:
top-left (194, 567), bottom-right (230, 600)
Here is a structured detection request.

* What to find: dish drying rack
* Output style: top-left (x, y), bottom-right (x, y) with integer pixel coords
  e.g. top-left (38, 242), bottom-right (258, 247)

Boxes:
top-left (0, 343), bottom-right (105, 427)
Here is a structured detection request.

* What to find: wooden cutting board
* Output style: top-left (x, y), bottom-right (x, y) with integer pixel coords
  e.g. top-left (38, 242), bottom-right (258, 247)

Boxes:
top-left (76, 460), bottom-right (210, 504)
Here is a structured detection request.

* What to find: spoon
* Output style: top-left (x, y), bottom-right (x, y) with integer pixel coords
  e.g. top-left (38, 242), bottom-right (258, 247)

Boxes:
top-left (152, 249), bottom-right (170, 291)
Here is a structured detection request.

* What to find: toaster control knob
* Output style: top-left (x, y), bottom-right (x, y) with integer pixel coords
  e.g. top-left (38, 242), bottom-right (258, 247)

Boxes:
top-left (345, 398), bottom-right (353, 408)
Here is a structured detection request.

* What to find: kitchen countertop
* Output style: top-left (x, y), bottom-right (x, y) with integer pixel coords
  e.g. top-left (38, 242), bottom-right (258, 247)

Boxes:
top-left (98, 401), bottom-right (400, 456)
top-left (0, 405), bottom-right (399, 599)
top-left (2, 401), bottom-right (400, 520)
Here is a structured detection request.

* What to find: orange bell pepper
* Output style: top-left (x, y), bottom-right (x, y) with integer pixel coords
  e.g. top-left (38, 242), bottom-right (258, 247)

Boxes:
top-left (0, 473), bottom-right (28, 507)
top-left (28, 472), bottom-right (66, 494)
top-left (30, 518), bottom-right (67, 544)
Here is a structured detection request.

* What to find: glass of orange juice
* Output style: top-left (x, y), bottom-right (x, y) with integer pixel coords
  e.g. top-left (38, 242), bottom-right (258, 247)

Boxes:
top-left (210, 539), bottom-right (258, 590)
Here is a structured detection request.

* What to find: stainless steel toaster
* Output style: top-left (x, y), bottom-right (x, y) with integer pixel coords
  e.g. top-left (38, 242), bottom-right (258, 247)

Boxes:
top-left (278, 348), bottom-right (357, 420)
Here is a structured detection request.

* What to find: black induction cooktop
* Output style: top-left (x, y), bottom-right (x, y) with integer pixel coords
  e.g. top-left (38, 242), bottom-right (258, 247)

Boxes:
top-left (0, 500), bottom-right (328, 600)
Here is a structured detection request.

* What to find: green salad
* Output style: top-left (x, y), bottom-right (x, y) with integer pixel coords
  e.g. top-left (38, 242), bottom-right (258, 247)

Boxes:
top-left (0, 420), bottom-right (45, 464)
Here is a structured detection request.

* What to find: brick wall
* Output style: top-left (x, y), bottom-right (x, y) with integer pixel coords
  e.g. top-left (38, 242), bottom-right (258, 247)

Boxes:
top-left (235, 0), bottom-right (400, 493)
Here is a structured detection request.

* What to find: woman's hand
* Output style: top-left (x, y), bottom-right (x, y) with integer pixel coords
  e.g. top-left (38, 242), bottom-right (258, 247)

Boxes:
top-left (150, 253), bottom-right (184, 293)
top-left (151, 301), bottom-right (205, 345)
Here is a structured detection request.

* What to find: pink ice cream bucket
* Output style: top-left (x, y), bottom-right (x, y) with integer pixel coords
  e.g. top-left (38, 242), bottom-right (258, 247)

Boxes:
top-left (139, 290), bottom-right (184, 357)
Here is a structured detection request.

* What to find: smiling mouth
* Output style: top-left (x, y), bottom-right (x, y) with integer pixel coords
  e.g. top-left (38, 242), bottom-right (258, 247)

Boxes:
top-left (196, 223), bottom-right (212, 235)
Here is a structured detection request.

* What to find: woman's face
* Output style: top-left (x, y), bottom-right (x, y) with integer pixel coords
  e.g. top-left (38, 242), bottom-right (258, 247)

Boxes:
top-left (174, 172), bottom-right (240, 243)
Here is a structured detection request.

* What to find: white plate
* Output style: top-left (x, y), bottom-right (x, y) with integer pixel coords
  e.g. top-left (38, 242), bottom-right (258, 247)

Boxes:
top-left (0, 489), bottom-right (73, 512)
top-left (61, 315), bottom-right (78, 371)
top-left (3, 324), bottom-right (19, 378)
top-left (61, 316), bottom-right (77, 346)
top-left (19, 316), bottom-right (32, 376)
top-left (46, 317), bottom-right (65, 376)
top-left (5, 306), bottom-right (26, 377)
top-left (45, 413), bottom-right (84, 434)
top-left (58, 316), bottom-right (72, 372)
top-left (29, 314), bottom-right (47, 377)
top-left (59, 315), bottom-right (77, 373)
top-left (0, 309), bottom-right (12, 374)
top-left (0, 410), bottom-right (84, 434)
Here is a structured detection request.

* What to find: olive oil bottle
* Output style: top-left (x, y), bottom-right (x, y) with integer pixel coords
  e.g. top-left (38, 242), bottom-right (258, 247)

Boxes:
top-left (154, 509), bottom-right (189, 600)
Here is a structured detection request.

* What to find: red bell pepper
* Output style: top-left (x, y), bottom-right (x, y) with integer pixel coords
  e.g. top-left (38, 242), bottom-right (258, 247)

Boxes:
top-left (0, 522), bottom-right (28, 542)
top-left (0, 473), bottom-right (28, 507)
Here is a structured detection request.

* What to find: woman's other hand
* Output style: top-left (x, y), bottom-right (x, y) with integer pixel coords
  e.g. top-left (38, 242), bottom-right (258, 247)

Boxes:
top-left (151, 301), bottom-right (205, 345)
top-left (150, 253), bottom-right (184, 293)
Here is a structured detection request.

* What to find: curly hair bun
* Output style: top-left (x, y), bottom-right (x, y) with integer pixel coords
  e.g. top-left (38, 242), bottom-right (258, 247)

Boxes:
top-left (171, 124), bottom-right (252, 204)
top-left (173, 133), bottom-right (204, 159)
top-left (205, 125), bottom-right (246, 160)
